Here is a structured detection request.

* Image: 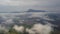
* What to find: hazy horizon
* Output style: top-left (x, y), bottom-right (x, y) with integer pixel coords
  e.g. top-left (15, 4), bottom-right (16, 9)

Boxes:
top-left (0, 0), bottom-right (60, 12)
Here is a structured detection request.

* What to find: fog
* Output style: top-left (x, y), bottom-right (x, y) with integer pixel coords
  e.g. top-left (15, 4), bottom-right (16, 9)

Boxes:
top-left (13, 23), bottom-right (53, 34)
top-left (0, 12), bottom-right (58, 34)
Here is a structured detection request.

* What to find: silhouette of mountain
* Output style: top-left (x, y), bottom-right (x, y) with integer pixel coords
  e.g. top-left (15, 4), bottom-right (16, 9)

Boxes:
top-left (26, 9), bottom-right (46, 12)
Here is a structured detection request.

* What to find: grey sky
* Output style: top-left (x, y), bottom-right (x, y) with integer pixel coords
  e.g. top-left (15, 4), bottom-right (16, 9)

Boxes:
top-left (0, 0), bottom-right (60, 12)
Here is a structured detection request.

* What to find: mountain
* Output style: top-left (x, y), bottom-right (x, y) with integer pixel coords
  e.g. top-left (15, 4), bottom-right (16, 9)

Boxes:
top-left (26, 9), bottom-right (46, 12)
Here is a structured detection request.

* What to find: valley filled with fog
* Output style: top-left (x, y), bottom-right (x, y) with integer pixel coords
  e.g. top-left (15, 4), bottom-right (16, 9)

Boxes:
top-left (0, 10), bottom-right (60, 34)
top-left (0, 0), bottom-right (60, 34)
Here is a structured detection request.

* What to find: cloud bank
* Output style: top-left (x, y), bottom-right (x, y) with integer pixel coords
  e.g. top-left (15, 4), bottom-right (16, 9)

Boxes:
top-left (13, 23), bottom-right (53, 34)
top-left (0, 0), bottom-right (60, 12)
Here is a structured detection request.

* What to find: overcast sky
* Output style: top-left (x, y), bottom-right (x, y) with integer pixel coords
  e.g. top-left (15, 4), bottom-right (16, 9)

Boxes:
top-left (0, 0), bottom-right (60, 12)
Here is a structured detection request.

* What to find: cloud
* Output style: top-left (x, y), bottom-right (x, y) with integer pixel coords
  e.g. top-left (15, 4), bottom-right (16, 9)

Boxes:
top-left (0, 0), bottom-right (38, 6)
top-left (13, 23), bottom-right (53, 34)
top-left (26, 23), bottom-right (53, 34)
top-left (0, 13), bottom-right (26, 24)
top-left (13, 25), bottom-right (24, 32)
top-left (0, 0), bottom-right (60, 11)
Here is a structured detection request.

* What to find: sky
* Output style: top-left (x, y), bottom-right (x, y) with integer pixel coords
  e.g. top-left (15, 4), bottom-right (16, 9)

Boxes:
top-left (0, 0), bottom-right (60, 12)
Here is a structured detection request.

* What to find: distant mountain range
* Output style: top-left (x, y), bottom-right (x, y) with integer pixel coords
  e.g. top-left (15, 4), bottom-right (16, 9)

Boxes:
top-left (26, 9), bottom-right (46, 12)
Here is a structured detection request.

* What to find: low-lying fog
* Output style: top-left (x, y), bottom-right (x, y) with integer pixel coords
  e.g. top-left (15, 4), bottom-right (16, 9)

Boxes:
top-left (0, 12), bottom-right (59, 34)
